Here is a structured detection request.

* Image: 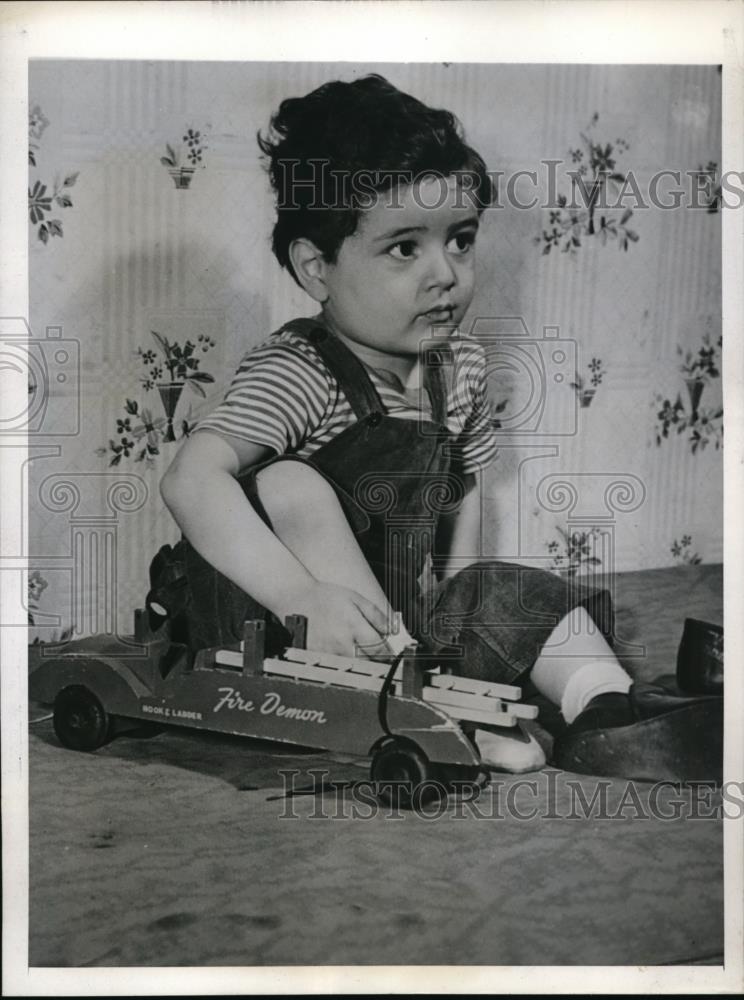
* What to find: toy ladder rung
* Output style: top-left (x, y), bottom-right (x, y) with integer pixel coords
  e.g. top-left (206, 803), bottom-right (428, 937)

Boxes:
top-left (428, 700), bottom-right (518, 727)
top-left (284, 647), bottom-right (394, 678)
top-left (428, 674), bottom-right (521, 701)
top-left (422, 685), bottom-right (503, 715)
top-left (264, 658), bottom-right (383, 692)
top-left (419, 689), bottom-right (515, 726)
top-left (504, 702), bottom-right (539, 720)
top-left (215, 650), bottom-right (244, 669)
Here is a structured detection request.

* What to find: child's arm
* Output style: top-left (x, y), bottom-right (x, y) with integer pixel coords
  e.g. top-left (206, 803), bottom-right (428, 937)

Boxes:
top-left (434, 470), bottom-right (482, 582)
top-left (160, 431), bottom-right (392, 657)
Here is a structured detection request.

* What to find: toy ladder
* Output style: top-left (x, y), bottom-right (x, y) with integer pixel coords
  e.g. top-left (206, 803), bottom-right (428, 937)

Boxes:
top-left (213, 615), bottom-right (537, 730)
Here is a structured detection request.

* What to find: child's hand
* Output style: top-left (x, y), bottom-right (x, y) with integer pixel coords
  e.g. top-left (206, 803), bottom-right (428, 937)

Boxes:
top-left (285, 582), bottom-right (395, 661)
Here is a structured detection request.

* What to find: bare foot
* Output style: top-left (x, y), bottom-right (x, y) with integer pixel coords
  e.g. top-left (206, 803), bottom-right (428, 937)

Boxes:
top-left (475, 724), bottom-right (546, 773)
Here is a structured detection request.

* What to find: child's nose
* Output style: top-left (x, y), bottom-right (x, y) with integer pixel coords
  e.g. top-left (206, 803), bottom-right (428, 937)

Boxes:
top-left (425, 249), bottom-right (457, 290)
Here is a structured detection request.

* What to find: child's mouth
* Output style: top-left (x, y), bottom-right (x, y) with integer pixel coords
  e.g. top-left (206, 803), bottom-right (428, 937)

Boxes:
top-left (420, 305), bottom-right (455, 323)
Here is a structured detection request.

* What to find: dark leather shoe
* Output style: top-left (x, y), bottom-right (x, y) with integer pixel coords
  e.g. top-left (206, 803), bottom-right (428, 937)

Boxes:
top-left (677, 618), bottom-right (723, 696)
top-left (553, 683), bottom-right (723, 782)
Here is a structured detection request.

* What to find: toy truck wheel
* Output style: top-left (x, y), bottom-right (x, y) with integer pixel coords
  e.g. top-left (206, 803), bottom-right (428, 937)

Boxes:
top-left (433, 729), bottom-right (486, 791)
top-left (53, 685), bottom-right (111, 752)
top-left (435, 762), bottom-right (486, 792)
top-left (370, 740), bottom-right (439, 810)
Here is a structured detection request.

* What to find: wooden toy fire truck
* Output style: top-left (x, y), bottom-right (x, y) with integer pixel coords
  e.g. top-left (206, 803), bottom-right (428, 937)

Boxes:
top-left (29, 610), bottom-right (538, 805)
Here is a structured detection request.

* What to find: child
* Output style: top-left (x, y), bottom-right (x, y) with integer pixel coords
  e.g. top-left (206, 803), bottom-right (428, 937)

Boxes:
top-left (158, 75), bottom-right (719, 778)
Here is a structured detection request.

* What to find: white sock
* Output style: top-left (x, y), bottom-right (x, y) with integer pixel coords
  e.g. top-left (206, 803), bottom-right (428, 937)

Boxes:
top-left (530, 607), bottom-right (633, 723)
top-left (559, 660), bottom-right (633, 724)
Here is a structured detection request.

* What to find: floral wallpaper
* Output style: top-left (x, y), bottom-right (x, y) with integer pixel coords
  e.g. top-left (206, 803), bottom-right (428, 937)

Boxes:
top-left (97, 331), bottom-right (217, 467)
top-left (528, 102), bottom-right (722, 579)
top-left (28, 105), bottom-right (79, 244)
top-left (160, 126), bottom-right (209, 189)
top-left (535, 114), bottom-right (639, 256)
top-left (654, 332), bottom-right (723, 455)
top-left (570, 357), bottom-right (606, 409)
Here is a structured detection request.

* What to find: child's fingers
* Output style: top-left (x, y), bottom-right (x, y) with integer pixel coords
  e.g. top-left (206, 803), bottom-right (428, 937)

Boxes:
top-left (352, 615), bottom-right (393, 658)
top-left (354, 632), bottom-right (393, 660)
top-left (352, 595), bottom-right (416, 658)
top-left (351, 594), bottom-right (392, 638)
top-left (354, 608), bottom-right (393, 660)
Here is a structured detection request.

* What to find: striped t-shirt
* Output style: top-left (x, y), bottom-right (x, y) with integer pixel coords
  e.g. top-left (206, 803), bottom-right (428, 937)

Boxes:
top-left (196, 325), bottom-right (499, 474)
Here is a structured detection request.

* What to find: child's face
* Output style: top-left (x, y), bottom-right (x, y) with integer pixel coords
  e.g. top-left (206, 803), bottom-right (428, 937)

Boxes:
top-left (321, 175), bottom-right (479, 357)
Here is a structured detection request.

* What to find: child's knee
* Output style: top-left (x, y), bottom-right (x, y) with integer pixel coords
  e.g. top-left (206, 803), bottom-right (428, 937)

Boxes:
top-left (255, 460), bottom-right (338, 529)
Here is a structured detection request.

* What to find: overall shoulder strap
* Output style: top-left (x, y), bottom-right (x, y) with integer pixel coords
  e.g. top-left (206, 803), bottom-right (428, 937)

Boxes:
top-left (422, 343), bottom-right (453, 427)
top-left (283, 318), bottom-right (385, 421)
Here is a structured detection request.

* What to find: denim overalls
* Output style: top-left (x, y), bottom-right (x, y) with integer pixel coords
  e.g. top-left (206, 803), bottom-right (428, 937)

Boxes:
top-left (169, 319), bottom-right (614, 684)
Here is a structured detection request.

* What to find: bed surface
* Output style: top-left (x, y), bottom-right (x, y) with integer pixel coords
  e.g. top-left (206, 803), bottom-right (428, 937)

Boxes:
top-left (28, 563), bottom-right (724, 967)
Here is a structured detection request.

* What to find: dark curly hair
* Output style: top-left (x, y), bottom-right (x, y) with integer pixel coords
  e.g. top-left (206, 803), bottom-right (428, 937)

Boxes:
top-left (257, 74), bottom-right (495, 284)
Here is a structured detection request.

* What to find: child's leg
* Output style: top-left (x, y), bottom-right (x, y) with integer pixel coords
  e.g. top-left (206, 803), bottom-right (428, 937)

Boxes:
top-left (472, 609), bottom-right (633, 772)
top-left (429, 560), bottom-right (721, 779)
top-left (430, 563), bottom-right (632, 721)
top-left (254, 459), bottom-right (394, 623)
top-left (530, 606), bottom-right (632, 723)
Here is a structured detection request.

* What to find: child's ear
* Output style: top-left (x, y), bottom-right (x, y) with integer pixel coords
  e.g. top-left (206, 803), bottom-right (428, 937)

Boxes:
top-left (288, 239), bottom-right (330, 302)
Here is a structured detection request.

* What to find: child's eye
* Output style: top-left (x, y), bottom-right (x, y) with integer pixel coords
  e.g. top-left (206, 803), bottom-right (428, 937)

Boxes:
top-left (387, 240), bottom-right (418, 260)
top-left (446, 231), bottom-right (477, 255)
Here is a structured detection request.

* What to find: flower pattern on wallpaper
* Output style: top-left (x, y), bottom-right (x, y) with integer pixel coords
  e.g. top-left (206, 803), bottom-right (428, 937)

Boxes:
top-left (28, 570), bottom-right (48, 626)
top-left (670, 535), bottom-right (702, 565)
top-left (97, 332), bottom-right (216, 467)
top-left (28, 104), bottom-right (49, 166)
top-left (160, 126), bottom-right (209, 189)
top-left (570, 357), bottom-right (606, 408)
top-left (488, 398), bottom-right (509, 429)
top-left (654, 332), bottom-right (722, 454)
top-left (536, 113), bottom-right (639, 256)
top-left (28, 570), bottom-right (72, 644)
top-left (546, 526), bottom-right (603, 577)
top-left (28, 104), bottom-right (79, 244)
